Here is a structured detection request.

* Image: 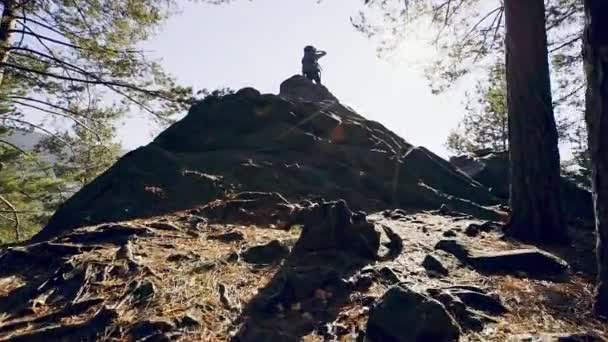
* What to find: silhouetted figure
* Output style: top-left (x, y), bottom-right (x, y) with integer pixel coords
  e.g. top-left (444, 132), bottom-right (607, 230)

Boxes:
top-left (302, 45), bottom-right (327, 85)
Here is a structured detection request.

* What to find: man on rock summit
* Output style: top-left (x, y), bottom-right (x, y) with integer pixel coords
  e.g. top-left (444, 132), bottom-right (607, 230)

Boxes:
top-left (302, 45), bottom-right (327, 85)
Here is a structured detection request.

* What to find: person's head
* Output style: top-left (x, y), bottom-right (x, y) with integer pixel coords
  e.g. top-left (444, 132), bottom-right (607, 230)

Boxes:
top-left (304, 45), bottom-right (315, 53)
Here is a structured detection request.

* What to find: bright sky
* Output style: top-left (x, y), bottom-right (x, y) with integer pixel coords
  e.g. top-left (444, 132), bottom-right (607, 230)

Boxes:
top-left (117, 0), bottom-right (468, 157)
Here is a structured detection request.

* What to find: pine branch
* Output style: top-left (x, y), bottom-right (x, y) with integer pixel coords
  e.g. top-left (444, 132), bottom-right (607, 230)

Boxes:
top-left (549, 35), bottom-right (581, 53)
top-left (0, 61), bottom-right (178, 119)
top-left (9, 99), bottom-right (100, 133)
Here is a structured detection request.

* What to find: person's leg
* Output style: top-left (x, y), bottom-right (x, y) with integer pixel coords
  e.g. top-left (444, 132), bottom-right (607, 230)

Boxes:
top-left (314, 71), bottom-right (321, 84)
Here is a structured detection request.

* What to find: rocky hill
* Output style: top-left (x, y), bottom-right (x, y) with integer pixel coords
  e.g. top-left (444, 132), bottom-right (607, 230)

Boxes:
top-left (34, 76), bottom-right (500, 242)
top-left (0, 76), bottom-right (605, 341)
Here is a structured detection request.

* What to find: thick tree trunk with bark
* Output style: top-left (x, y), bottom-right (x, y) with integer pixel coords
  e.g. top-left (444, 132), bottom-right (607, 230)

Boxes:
top-left (0, 0), bottom-right (15, 87)
top-left (503, 0), bottom-right (567, 243)
top-left (583, 0), bottom-right (608, 318)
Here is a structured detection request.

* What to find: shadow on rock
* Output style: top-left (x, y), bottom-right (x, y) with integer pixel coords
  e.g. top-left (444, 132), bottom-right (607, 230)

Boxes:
top-left (231, 199), bottom-right (395, 341)
top-left (434, 239), bottom-right (570, 281)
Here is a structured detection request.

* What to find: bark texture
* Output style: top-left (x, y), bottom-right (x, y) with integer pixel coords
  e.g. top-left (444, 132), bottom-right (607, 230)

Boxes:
top-left (583, 0), bottom-right (608, 318)
top-left (504, 0), bottom-right (567, 243)
top-left (0, 0), bottom-right (15, 87)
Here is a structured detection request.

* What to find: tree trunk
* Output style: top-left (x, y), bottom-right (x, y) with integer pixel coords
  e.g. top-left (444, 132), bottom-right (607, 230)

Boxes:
top-left (0, 0), bottom-right (15, 87)
top-left (583, 0), bottom-right (608, 318)
top-left (503, 0), bottom-right (567, 243)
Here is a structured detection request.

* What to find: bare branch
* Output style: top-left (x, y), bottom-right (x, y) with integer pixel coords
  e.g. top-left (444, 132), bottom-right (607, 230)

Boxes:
top-left (549, 35), bottom-right (581, 53)
top-left (0, 193), bottom-right (20, 241)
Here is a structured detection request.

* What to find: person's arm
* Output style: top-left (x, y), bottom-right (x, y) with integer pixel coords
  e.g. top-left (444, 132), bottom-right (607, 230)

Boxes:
top-left (316, 51), bottom-right (327, 59)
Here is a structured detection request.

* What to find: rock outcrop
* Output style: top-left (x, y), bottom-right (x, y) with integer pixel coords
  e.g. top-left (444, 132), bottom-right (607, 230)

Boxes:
top-left (36, 76), bottom-right (500, 242)
top-left (450, 150), bottom-right (593, 220)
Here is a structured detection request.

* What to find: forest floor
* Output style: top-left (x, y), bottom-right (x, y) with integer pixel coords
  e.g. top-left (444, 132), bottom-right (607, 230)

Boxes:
top-left (0, 195), bottom-right (606, 341)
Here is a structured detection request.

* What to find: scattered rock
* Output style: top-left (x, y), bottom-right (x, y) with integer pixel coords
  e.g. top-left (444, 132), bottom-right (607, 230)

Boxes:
top-left (335, 323), bottom-right (350, 336)
top-left (130, 279), bottom-right (156, 304)
top-left (367, 285), bottom-right (461, 342)
top-left (351, 273), bottom-right (375, 291)
top-left (465, 221), bottom-right (501, 237)
top-left (226, 251), bottom-right (240, 263)
top-left (443, 229), bottom-right (458, 237)
top-left (470, 248), bottom-right (569, 276)
top-left (428, 289), bottom-right (497, 332)
top-left (422, 254), bottom-right (449, 276)
top-left (166, 253), bottom-right (194, 263)
top-left (465, 223), bottom-right (483, 237)
top-left (208, 230), bottom-right (245, 243)
top-left (130, 319), bottom-right (176, 340)
top-left (147, 222), bottom-right (181, 231)
top-left (241, 240), bottom-right (289, 264)
top-left (378, 266), bottom-right (401, 285)
top-left (176, 313), bottom-right (201, 328)
top-left (435, 239), bottom-right (471, 261)
top-left (446, 288), bottom-right (507, 315)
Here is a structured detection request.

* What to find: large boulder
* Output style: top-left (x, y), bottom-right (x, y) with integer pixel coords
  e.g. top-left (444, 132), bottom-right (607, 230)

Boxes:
top-left (469, 249), bottom-right (569, 275)
top-left (435, 239), bottom-right (569, 277)
top-left (366, 285), bottom-right (461, 342)
top-left (36, 76), bottom-right (501, 241)
top-left (293, 200), bottom-right (380, 259)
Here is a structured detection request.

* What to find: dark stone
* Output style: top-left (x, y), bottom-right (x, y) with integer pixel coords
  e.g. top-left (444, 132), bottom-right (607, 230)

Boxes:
top-left (469, 248), bottom-right (569, 276)
top-left (208, 231), bottom-right (245, 243)
top-left (443, 229), bottom-right (458, 237)
top-left (226, 252), bottom-right (240, 263)
top-left (447, 289), bottom-right (508, 315)
top-left (147, 222), bottom-right (180, 231)
top-left (366, 286), bottom-right (461, 342)
top-left (428, 290), bottom-right (487, 332)
top-left (465, 221), bottom-right (502, 237)
top-left (131, 279), bottom-right (156, 304)
top-left (377, 267), bottom-right (401, 285)
top-left (435, 239), bottom-right (471, 261)
top-left (242, 240), bottom-right (289, 264)
top-left (166, 253), bottom-right (193, 262)
top-left (335, 323), bottom-right (350, 336)
top-left (236, 87), bottom-right (261, 98)
top-left (465, 223), bottom-right (482, 237)
top-left (294, 200), bottom-right (380, 259)
top-left (422, 254), bottom-right (449, 276)
top-left (352, 273), bottom-right (375, 291)
top-left (176, 313), bottom-right (201, 328)
top-left (281, 265), bottom-right (350, 303)
top-left (280, 74), bottom-right (338, 103)
top-left (130, 319), bottom-right (175, 340)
